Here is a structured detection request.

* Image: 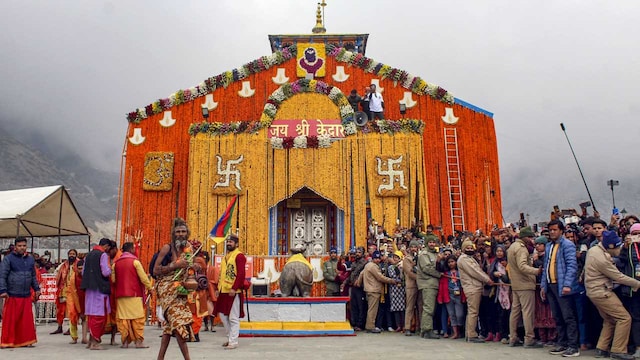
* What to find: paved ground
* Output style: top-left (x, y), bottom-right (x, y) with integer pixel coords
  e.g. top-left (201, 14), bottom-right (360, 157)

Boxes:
top-left (1, 323), bottom-right (600, 360)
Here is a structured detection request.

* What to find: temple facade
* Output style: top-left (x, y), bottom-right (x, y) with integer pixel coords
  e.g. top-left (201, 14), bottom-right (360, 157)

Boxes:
top-left (119, 13), bottom-right (502, 269)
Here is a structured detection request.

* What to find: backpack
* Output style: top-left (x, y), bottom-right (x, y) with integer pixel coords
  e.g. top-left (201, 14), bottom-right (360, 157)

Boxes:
top-left (149, 251), bottom-right (172, 279)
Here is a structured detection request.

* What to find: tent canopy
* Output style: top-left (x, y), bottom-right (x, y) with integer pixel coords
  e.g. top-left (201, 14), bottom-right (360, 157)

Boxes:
top-left (0, 185), bottom-right (89, 238)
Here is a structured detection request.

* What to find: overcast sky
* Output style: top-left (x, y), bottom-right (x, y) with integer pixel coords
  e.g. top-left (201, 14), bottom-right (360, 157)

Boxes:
top-left (1, 0), bottom-right (639, 222)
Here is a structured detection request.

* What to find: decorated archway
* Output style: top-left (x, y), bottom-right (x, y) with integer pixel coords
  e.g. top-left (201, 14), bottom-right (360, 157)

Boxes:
top-left (268, 187), bottom-right (344, 256)
top-left (259, 78), bottom-right (355, 129)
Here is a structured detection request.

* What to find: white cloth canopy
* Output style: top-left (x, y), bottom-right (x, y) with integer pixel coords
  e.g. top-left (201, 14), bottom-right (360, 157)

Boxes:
top-left (0, 185), bottom-right (89, 238)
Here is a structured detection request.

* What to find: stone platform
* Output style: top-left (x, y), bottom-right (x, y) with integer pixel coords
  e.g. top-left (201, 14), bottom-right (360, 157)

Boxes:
top-left (240, 296), bottom-right (353, 336)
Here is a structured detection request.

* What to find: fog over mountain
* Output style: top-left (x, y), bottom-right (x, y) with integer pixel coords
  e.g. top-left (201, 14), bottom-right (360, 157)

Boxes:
top-left (501, 166), bottom-right (640, 227)
top-left (1, 1), bottom-right (639, 234)
top-left (0, 121), bottom-right (118, 239)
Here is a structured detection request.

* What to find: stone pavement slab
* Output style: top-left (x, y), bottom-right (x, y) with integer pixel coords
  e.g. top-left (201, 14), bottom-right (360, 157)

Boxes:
top-left (0, 323), bottom-right (597, 360)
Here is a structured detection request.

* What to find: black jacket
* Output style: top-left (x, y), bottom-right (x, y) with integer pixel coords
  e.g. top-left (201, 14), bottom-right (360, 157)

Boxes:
top-left (619, 243), bottom-right (640, 297)
top-left (80, 248), bottom-right (111, 294)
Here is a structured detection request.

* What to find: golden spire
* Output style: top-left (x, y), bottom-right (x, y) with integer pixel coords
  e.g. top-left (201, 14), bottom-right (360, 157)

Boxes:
top-left (312, 1), bottom-right (326, 34)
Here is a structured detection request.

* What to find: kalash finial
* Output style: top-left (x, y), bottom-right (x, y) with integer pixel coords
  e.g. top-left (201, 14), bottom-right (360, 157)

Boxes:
top-left (311, 1), bottom-right (326, 34)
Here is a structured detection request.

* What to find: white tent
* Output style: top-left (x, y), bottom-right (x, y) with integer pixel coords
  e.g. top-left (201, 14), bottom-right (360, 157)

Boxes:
top-left (0, 185), bottom-right (89, 238)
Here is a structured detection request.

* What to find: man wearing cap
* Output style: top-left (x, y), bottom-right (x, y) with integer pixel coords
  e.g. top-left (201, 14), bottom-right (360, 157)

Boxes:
top-left (585, 230), bottom-right (640, 360)
top-left (533, 236), bottom-right (548, 267)
top-left (217, 233), bottom-right (246, 350)
top-left (416, 237), bottom-right (442, 339)
top-left (619, 223), bottom-right (640, 358)
top-left (356, 250), bottom-right (399, 333)
top-left (507, 226), bottom-right (543, 348)
top-left (458, 238), bottom-right (494, 343)
top-left (322, 248), bottom-right (340, 296)
top-left (423, 232), bottom-right (439, 248)
top-left (403, 240), bottom-right (421, 335)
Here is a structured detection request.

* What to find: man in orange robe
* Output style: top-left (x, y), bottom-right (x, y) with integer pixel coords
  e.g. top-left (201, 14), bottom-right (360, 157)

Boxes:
top-left (189, 252), bottom-right (210, 341)
top-left (51, 249), bottom-right (78, 336)
top-left (204, 251), bottom-right (219, 332)
top-left (60, 251), bottom-right (87, 344)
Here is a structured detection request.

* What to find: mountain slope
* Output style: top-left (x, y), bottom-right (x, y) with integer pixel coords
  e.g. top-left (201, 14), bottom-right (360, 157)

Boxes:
top-left (0, 126), bottom-right (119, 237)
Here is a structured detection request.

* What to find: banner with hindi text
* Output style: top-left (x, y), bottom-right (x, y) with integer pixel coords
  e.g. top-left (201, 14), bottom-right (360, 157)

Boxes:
top-left (38, 273), bottom-right (57, 302)
top-left (268, 119), bottom-right (345, 138)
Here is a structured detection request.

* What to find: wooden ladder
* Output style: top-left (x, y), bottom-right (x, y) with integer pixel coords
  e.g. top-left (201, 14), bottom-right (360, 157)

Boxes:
top-left (444, 127), bottom-right (465, 231)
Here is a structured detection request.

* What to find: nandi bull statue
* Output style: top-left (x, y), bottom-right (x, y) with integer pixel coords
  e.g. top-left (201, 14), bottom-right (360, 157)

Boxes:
top-left (279, 244), bottom-right (314, 297)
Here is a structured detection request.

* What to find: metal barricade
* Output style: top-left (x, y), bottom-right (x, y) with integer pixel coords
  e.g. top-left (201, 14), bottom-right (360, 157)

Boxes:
top-left (36, 274), bottom-right (59, 323)
top-left (35, 301), bottom-right (58, 323)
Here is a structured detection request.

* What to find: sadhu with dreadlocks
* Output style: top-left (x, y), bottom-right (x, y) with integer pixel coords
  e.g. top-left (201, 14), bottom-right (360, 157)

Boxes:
top-left (154, 218), bottom-right (200, 360)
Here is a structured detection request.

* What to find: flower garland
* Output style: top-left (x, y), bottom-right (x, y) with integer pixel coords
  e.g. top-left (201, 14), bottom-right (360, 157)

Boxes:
top-left (188, 120), bottom-right (259, 136)
top-left (259, 79), bottom-right (354, 129)
top-left (173, 243), bottom-right (196, 296)
top-left (270, 134), bottom-right (331, 149)
top-left (367, 118), bottom-right (425, 134)
top-left (325, 44), bottom-right (454, 105)
top-left (126, 45), bottom-right (298, 123)
top-left (189, 119), bottom-right (425, 140)
top-left (127, 42), bottom-right (454, 123)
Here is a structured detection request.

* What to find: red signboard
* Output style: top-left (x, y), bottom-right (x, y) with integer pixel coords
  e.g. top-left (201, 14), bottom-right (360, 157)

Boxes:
top-left (39, 273), bottom-right (57, 302)
top-left (268, 119), bottom-right (345, 138)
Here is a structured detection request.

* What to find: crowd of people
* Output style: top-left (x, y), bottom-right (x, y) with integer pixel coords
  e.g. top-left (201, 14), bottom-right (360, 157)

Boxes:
top-left (4, 209), bottom-right (640, 359)
top-left (323, 212), bottom-right (640, 359)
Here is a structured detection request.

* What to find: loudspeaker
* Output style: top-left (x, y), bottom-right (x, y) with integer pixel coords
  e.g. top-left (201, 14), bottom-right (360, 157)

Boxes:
top-left (355, 111), bottom-right (368, 126)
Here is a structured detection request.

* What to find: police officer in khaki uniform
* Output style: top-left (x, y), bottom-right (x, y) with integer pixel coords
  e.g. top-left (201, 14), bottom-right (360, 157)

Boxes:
top-left (416, 237), bottom-right (441, 339)
top-left (322, 247), bottom-right (340, 296)
top-left (458, 239), bottom-right (494, 343)
top-left (585, 230), bottom-right (640, 360)
top-left (402, 240), bottom-right (421, 336)
top-left (356, 250), bottom-right (399, 333)
top-left (507, 226), bottom-right (543, 348)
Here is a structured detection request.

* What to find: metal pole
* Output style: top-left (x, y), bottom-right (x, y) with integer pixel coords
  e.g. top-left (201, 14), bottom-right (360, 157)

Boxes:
top-left (244, 288), bottom-right (251, 322)
top-left (611, 182), bottom-right (616, 209)
top-left (174, 182), bottom-right (181, 218)
top-left (608, 179), bottom-right (619, 209)
top-left (560, 123), bottom-right (597, 213)
top-left (57, 189), bottom-right (64, 263)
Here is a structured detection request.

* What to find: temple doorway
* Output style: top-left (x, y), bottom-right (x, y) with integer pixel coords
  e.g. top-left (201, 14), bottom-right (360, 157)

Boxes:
top-left (290, 206), bottom-right (327, 257)
top-left (272, 187), bottom-right (340, 256)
